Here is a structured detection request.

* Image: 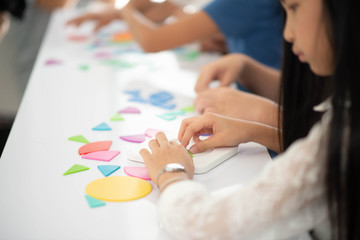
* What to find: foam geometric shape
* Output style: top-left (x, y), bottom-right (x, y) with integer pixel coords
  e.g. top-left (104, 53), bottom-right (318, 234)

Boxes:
top-left (128, 97), bottom-right (147, 103)
top-left (116, 60), bottom-right (134, 69)
top-left (63, 164), bottom-right (89, 176)
top-left (112, 32), bottom-right (133, 42)
top-left (181, 105), bottom-right (195, 112)
top-left (79, 64), bottom-right (90, 71)
top-left (149, 91), bottom-right (174, 103)
top-left (151, 102), bottom-right (176, 110)
top-left (86, 176), bottom-right (152, 201)
top-left (120, 134), bottom-right (146, 143)
top-left (148, 91), bottom-right (176, 110)
top-left (78, 141), bottom-right (112, 155)
top-left (188, 150), bottom-right (194, 158)
top-left (68, 135), bottom-right (90, 143)
top-left (145, 128), bottom-right (161, 138)
top-left (68, 35), bottom-right (89, 42)
top-left (118, 107), bottom-right (141, 114)
top-left (92, 122), bottom-right (112, 131)
top-left (157, 114), bottom-right (176, 121)
top-left (101, 59), bottom-right (120, 66)
top-left (94, 51), bottom-right (112, 59)
top-left (110, 113), bottom-right (124, 121)
top-left (164, 110), bottom-right (185, 116)
top-left (124, 166), bottom-right (150, 180)
top-left (179, 49), bottom-right (200, 61)
top-left (85, 195), bottom-right (106, 208)
top-left (82, 150), bottom-right (120, 161)
top-left (45, 59), bottom-right (62, 66)
top-left (97, 165), bottom-right (121, 177)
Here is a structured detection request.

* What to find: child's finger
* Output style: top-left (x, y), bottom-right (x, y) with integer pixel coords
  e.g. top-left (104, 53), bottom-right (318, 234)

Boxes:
top-left (155, 132), bottom-right (169, 147)
top-left (139, 148), bottom-right (151, 161)
top-left (180, 118), bottom-right (210, 148)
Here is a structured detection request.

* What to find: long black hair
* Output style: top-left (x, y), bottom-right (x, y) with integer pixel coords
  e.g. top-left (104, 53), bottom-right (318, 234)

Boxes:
top-left (279, 41), bottom-right (326, 151)
top-left (0, 0), bottom-right (26, 19)
top-left (279, 0), bottom-right (360, 239)
top-left (324, 0), bottom-right (360, 239)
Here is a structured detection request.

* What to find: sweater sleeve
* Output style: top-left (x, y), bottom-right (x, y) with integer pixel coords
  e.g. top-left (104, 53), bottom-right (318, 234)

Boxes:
top-left (158, 113), bottom-right (330, 240)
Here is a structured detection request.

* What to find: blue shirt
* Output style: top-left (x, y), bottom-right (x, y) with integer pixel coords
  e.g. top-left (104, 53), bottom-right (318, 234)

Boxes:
top-left (204, 0), bottom-right (283, 69)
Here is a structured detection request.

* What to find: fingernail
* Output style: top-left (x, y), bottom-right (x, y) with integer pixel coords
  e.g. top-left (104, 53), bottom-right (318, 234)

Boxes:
top-left (190, 146), bottom-right (198, 154)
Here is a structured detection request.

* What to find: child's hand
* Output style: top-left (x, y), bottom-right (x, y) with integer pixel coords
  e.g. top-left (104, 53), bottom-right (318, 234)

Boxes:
top-left (140, 132), bottom-right (194, 187)
top-left (178, 113), bottom-right (251, 154)
top-left (195, 87), bottom-right (278, 127)
top-left (66, 10), bottom-right (121, 32)
top-left (195, 53), bottom-right (248, 93)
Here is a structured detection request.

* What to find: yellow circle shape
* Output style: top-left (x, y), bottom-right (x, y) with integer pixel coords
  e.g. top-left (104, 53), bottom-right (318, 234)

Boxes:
top-left (86, 176), bottom-right (152, 202)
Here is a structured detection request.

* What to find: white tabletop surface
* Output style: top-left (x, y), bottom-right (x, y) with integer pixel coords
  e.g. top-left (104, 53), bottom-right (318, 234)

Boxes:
top-left (0, 10), bottom-right (274, 240)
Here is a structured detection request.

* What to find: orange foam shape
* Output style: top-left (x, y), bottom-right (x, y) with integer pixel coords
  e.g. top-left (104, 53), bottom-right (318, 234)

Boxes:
top-left (78, 141), bottom-right (112, 155)
top-left (112, 32), bottom-right (133, 42)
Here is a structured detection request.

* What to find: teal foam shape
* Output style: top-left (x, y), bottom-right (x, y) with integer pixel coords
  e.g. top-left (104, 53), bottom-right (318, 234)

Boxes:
top-left (97, 165), bottom-right (121, 177)
top-left (85, 195), bottom-right (106, 208)
top-left (157, 114), bottom-right (176, 121)
top-left (92, 122), bottom-right (112, 131)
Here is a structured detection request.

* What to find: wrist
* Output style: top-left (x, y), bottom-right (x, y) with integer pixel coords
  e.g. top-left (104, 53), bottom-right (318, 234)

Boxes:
top-left (156, 163), bottom-right (190, 186)
top-left (237, 54), bottom-right (250, 86)
top-left (114, 9), bottom-right (122, 19)
top-left (157, 172), bottom-right (189, 192)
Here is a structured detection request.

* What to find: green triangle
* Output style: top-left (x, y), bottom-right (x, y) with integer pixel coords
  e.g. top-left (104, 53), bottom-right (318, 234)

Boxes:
top-left (85, 195), bottom-right (106, 208)
top-left (63, 164), bottom-right (89, 176)
top-left (79, 64), bottom-right (90, 71)
top-left (181, 105), bottom-right (195, 113)
top-left (110, 113), bottom-right (125, 121)
top-left (188, 150), bottom-right (194, 158)
top-left (68, 135), bottom-right (90, 143)
top-left (180, 50), bottom-right (200, 61)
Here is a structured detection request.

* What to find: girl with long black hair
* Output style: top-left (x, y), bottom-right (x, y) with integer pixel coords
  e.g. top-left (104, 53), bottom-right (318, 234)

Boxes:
top-left (139, 0), bottom-right (359, 239)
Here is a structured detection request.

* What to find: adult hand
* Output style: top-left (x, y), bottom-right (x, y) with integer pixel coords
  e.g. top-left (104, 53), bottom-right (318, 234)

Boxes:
top-left (140, 132), bottom-right (194, 186)
top-left (66, 9), bottom-right (121, 32)
top-left (178, 113), bottom-right (251, 154)
top-left (195, 53), bottom-right (248, 93)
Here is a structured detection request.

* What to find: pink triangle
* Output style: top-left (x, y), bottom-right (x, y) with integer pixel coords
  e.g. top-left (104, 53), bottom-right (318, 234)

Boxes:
top-left (45, 59), bottom-right (62, 65)
top-left (82, 150), bottom-right (120, 161)
top-left (145, 128), bottom-right (161, 138)
top-left (118, 107), bottom-right (141, 114)
top-left (120, 134), bottom-right (146, 143)
top-left (94, 51), bottom-right (112, 59)
top-left (68, 35), bottom-right (89, 42)
top-left (124, 166), bottom-right (150, 180)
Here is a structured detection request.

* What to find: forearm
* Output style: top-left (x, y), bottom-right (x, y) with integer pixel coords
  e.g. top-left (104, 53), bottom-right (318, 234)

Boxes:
top-left (121, 4), bottom-right (161, 52)
top-left (240, 120), bottom-right (282, 153)
top-left (141, 1), bottom-right (182, 23)
top-left (252, 96), bottom-right (279, 128)
top-left (121, 5), bottom-right (218, 52)
top-left (36, 0), bottom-right (77, 10)
top-left (240, 55), bottom-right (281, 102)
top-left (128, 0), bottom-right (153, 12)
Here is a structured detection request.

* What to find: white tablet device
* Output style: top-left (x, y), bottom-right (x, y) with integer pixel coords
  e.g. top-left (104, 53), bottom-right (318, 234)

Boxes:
top-left (127, 132), bottom-right (238, 174)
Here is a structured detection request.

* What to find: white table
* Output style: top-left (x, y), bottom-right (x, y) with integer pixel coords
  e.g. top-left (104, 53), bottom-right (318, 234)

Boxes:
top-left (0, 10), bottom-right (273, 240)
